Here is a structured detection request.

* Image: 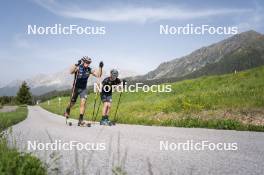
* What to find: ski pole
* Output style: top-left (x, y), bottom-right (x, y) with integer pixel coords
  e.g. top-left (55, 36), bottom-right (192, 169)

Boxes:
top-left (66, 70), bottom-right (78, 124)
top-left (92, 61), bottom-right (103, 122)
top-left (70, 72), bottom-right (78, 101)
top-left (113, 92), bottom-right (122, 122)
top-left (92, 94), bottom-right (98, 121)
top-left (95, 100), bottom-right (102, 121)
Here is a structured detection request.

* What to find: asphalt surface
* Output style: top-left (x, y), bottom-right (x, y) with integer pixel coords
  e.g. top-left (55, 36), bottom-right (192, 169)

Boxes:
top-left (9, 106), bottom-right (264, 175)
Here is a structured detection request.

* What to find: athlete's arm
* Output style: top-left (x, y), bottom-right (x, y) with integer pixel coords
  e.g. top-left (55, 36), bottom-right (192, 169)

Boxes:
top-left (91, 68), bottom-right (101, 77)
top-left (70, 59), bottom-right (83, 74)
top-left (70, 65), bottom-right (78, 74)
top-left (91, 61), bottom-right (103, 77)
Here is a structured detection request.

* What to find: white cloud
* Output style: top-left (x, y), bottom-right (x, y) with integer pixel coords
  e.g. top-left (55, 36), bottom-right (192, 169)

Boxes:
top-left (33, 0), bottom-right (252, 22)
top-left (234, 3), bottom-right (264, 32)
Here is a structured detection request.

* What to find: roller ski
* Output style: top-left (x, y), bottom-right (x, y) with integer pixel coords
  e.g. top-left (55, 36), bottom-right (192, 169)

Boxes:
top-left (75, 114), bottom-right (91, 127)
top-left (100, 116), bottom-right (115, 126)
top-left (65, 115), bottom-right (91, 127)
top-left (78, 119), bottom-right (91, 127)
top-left (66, 120), bottom-right (91, 127)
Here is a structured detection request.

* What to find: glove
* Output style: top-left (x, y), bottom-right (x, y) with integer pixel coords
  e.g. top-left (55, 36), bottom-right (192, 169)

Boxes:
top-left (75, 59), bottom-right (82, 66)
top-left (122, 79), bottom-right (127, 86)
top-left (99, 61), bottom-right (104, 68)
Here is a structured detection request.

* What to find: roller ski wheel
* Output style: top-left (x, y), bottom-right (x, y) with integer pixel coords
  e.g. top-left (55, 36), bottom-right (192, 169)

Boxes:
top-left (78, 120), bottom-right (85, 126)
top-left (64, 112), bottom-right (70, 125)
top-left (78, 121), bottom-right (91, 127)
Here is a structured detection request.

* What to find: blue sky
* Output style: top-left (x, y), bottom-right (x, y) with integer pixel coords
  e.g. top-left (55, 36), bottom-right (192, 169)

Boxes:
top-left (0, 0), bottom-right (264, 87)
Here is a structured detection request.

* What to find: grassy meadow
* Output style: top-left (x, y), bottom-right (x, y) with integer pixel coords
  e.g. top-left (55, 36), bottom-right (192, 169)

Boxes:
top-left (41, 66), bottom-right (264, 131)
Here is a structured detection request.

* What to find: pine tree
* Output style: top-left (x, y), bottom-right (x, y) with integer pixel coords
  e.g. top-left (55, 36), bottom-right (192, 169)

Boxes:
top-left (16, 81), bottom-right (32, 105)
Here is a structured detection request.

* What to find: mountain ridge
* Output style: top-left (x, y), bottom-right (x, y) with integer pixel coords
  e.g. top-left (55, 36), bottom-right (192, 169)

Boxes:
top-left (134, 30), bottom-right (264, 80)
top-left (1, 30), bottom-right (264, 96)
top-left (0, 68), bottom-right (138, 96)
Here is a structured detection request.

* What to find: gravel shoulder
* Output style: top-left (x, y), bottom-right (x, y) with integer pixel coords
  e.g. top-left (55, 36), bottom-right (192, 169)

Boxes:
top-left (0, 106), bottom-right (17, 113)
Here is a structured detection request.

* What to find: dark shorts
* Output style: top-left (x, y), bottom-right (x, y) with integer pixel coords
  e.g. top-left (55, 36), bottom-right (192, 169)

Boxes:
top-left (101, 94), bottom-right (112, 103)
top-left (71, 88), bottom-right (88, 103)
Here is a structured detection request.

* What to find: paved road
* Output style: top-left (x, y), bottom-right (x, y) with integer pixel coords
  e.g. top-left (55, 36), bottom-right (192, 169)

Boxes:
top-left (10, 106), bottom-right (264, 175)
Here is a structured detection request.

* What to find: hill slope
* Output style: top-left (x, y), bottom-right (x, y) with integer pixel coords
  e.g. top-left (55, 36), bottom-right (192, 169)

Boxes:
top-left (185, 35), bottom-right (264, 78)
top-left (41, 66), bottom-right (264, 131)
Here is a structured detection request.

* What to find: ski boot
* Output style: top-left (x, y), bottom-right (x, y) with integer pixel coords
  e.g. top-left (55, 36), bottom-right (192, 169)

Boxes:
top-left (100, 116), bottom-right (114, 126)
top-left (77, 115), bottom-right (91, 127)
top-left (78, 115), bottom-right (85, 126)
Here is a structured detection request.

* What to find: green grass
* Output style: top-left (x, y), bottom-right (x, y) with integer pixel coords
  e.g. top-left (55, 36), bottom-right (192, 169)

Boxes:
top-left (0, 106), bottom-right (27, 131)
top-left (41, 66), bottom-right (264, 131)
top-left (0, 106), bottom-right (47, 175)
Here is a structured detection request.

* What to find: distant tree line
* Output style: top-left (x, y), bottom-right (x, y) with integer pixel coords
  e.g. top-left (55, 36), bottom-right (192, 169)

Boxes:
top-left (35, 87), bottom-right (94, 103)
top-left (0, 81), bottom-right (33, 106)
top-left (35, 89), bottom-right (71, 102)
top-left (0, 96), bottom-right (16, 106)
